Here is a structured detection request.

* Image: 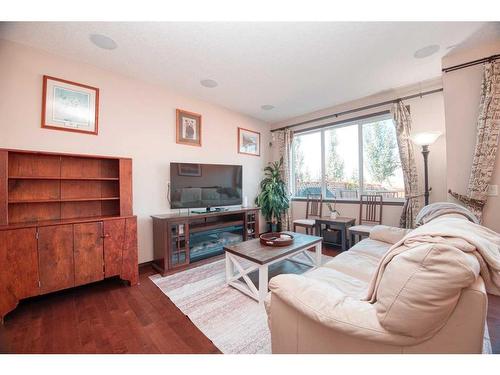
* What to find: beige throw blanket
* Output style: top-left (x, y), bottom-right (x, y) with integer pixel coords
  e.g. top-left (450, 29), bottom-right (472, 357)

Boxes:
top-left (364, 216), bottom-right (500, 302)
top-left (415, 201), bottom-right (479, 226)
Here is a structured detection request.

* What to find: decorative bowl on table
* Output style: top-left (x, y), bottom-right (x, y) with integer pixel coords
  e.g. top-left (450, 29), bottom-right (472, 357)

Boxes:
top-left (259, 232), bottom-right (294, 247)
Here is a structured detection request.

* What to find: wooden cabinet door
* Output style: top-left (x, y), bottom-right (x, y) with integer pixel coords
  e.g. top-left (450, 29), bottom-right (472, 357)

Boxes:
top-left (0, 150), bottom-right (7, 226)
top-left (38, 224), bottom-right (74, 294)
top-left (103, 219), bottom-right (125, 277)
top-left (0, 228), bottom-right (39, 318)
top-left (74, 222), bottom-right (104, 286)
top-left (121, 217), bottom-right (138, 286)
top-left (167, 220), bottom-right (190, 269)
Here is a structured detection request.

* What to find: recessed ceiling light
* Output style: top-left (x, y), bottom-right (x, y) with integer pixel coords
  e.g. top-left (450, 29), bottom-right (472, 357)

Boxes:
top-left (200, 79), bottom-right (218, 88)
top-left (89, 34), bottom-right (117, 50)
top-left (261, 104), bottom-right (275, 111)
top-left (414, 44), bottom-right (440, 59)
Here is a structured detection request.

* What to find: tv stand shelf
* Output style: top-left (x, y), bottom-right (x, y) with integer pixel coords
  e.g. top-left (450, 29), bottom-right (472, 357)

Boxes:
top-left (151, 207), bottom-right (260, 275)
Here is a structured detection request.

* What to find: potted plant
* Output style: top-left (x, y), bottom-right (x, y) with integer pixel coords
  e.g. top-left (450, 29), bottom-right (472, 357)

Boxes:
top-left (326, 201), bottom-right (340, 219)
top-left (255, 158), bottom-right (290, 232)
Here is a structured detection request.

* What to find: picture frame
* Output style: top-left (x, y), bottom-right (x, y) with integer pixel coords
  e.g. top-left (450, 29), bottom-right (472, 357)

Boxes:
top-left (41, 75), bottom-right (99, 135)
top-left (238, 127), bottom-right (261, 156)
top-left (176, 109), bottom-right (202, 147)
top-left (178, 163), bottom-right (202, 177)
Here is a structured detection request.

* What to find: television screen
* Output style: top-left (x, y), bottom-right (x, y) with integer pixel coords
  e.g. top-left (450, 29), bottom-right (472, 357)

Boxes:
top-left (170, 163), bottom-right (242, 209)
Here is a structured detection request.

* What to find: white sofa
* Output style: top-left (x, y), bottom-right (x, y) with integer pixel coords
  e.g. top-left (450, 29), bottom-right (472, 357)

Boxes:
top-left (265, 221), bottom-right (488, 353)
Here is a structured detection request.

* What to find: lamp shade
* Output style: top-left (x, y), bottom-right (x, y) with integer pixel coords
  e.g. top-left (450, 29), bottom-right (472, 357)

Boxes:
top-left (410, 131), bottom-right (442, 146)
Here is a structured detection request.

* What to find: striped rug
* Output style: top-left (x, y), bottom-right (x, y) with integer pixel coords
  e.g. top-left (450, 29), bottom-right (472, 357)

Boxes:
top-left (150, 257), bottom-right (493, 354)
top-left (150, 254), bottom-right (329, 354)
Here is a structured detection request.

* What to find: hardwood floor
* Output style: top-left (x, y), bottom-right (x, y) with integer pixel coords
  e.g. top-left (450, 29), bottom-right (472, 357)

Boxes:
top-left (0, 245), bottom-right (499, 354)
top-left (0, 265), bottom-right (219, 354)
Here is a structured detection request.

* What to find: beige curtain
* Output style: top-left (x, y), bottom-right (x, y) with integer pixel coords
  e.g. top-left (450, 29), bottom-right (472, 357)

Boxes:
top-left (392, 101), bottom-right (421, 228)
top-left (449, 61), bottom-right (500, 222)
top-left (274, 129), bottom-right (293, 230)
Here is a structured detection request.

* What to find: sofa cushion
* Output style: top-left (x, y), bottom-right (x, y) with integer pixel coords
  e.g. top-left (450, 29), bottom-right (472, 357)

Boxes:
top-left (369, 225), bottom-right (411, 245)
top-left (303, 267), bottom-right (367, 298)
top-left (322, 239), bottom-right (391, 283)
top-left (374, 243), bottom-right (480, 337)
top-left (348, 238), bottom-right (392, 260)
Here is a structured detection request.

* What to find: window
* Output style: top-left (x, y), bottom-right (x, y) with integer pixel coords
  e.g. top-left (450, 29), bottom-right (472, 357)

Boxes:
top-left (291, 114), bottom-right (405, 201)
top-left (292, 131), bottom-right (322, 196)
top-left (324, 126), bottom-right (359, 199)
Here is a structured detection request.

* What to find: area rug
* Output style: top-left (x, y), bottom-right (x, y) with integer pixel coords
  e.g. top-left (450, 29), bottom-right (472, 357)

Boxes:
top-left (150, 254), bottom-right (331, 354)
top-left (150, 256), bottom-right (493, 354)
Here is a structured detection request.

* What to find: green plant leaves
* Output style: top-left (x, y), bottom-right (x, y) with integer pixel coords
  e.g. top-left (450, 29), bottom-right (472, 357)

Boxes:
top-left (255, 158), bottom-right (289, 223)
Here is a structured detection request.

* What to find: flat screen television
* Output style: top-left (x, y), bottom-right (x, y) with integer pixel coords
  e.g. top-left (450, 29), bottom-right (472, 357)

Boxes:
top-left (170, 163), bottom-right (242, 209)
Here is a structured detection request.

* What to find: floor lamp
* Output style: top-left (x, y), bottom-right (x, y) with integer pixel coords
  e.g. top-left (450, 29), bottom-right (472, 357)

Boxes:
top-left (410, 131), bottom-right (442, 206)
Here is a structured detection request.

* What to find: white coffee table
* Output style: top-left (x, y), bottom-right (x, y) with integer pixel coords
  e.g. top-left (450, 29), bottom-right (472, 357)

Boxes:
top-left (224, 232), bottom-right (323, 304)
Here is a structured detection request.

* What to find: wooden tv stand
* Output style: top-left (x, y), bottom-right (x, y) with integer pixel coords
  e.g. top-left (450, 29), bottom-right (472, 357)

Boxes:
top-left (151, 207), bottom-right (259, 275)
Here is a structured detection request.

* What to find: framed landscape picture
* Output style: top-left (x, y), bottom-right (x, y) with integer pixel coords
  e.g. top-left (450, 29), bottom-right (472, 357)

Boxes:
top-left (176, 109), bottom-right (202, 147)
top-left (41, 75), bottom-right (99, 135)
top-left (238, 127), bottom-right (260, 156)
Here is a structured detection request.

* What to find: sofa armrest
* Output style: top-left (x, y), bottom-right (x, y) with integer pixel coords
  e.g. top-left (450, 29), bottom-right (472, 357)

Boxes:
top-left (267, 274), bottom-right (423, 346)
top-left (369, 225), bottom-right (411, 244)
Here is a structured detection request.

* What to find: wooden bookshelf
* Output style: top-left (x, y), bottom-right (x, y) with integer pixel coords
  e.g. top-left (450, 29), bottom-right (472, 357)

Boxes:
top-left (0, 148), bottom-right (138, 321)
top-left (1, 151), bottom-right (129, 225)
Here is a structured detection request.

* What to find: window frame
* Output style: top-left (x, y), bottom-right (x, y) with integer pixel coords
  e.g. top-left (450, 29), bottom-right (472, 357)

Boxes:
top-left (291, 112), bottom-right (404, 203)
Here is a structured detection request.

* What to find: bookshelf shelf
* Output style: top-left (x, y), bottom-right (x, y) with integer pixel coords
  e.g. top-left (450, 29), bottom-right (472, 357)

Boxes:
top-left (9, 176), bottom-right (120, 181)
top-left (8, 197), bottom-right (120, 204)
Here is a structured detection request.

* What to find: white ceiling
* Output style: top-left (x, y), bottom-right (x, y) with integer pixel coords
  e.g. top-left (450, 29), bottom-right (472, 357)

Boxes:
top-left (0, 22), bottom-right (490, 123)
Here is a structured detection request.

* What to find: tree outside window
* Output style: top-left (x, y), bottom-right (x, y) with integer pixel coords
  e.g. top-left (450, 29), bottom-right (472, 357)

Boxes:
top-left (363, 120), bottom-right (404, 198)
top-left (324, 126), bottom-right (358, 199)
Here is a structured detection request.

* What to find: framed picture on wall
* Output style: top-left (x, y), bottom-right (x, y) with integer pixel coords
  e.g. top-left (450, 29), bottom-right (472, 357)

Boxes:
top-left (176, 109), bottom-right (202, 147)
top-left (41, 75), bottom-right (99, 135)
top-left (238, 127), bottom-right (261, 156)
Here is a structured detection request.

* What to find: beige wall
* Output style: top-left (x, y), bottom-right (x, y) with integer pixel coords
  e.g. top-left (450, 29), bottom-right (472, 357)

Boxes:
top-left (0, 39), bottom-right (271, 263)
top-left (443, 40), bottom-right (500, 232)
top-left (270, 79), bottom-right (447, 227)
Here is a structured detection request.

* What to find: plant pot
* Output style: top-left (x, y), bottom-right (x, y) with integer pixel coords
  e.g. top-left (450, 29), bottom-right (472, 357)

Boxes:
top-left (267, 222), bottom-right (282, 233)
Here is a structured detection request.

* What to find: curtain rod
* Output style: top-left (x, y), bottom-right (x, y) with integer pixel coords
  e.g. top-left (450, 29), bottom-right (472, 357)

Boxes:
top-left (293, 110), bottom-right (391, 135)
top-left (271, 88), bottom-right (443, 133)
top-left (442, 54), bottom-right (500, 73)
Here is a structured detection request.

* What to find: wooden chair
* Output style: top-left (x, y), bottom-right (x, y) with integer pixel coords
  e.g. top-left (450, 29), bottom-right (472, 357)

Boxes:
top-left (348, 194), bottom-right (383, 246)
top-left (293, 194), bottom-right (323, 235)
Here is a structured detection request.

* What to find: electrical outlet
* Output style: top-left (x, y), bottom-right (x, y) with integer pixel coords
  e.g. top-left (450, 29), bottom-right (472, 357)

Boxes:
top-left (487, 184), bottom-right (498, 196)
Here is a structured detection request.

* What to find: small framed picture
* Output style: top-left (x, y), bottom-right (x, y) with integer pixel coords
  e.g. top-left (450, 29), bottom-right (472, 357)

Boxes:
top-left (41, 75), bottom-right (99, 135)
top-left (238, 127), bottom-right (261, 156)
top-left (176, 109), bottom-right (202, 147)
top-left (178, 163), bottom-right (202, 177)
